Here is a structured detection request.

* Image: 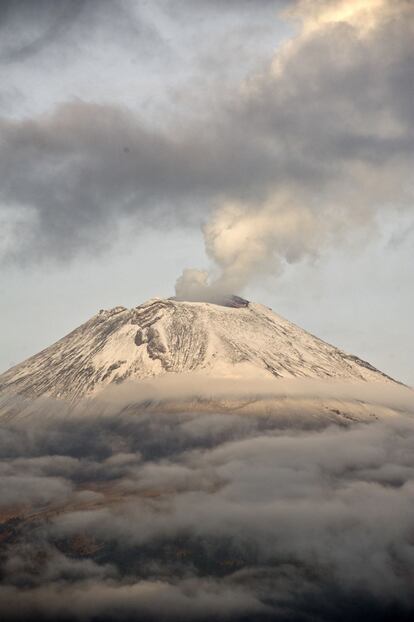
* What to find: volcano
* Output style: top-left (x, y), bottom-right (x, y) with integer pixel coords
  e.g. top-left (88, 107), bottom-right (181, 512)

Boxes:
top-left (0, 296), bottom-right (395, 403)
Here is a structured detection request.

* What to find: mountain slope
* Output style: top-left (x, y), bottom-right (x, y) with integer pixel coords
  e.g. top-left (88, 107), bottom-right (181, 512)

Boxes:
top-left (0, 296), bottom-right (395, 401)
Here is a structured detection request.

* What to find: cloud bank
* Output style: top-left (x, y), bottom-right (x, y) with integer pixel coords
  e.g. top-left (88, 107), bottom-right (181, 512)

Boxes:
top-left (0, 381), bottom-right (414, 621)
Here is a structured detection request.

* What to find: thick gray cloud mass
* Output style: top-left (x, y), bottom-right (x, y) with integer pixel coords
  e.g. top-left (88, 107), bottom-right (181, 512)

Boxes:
top-left (1, 0), bottom-right (413, 297)
top-left (0, 0), bottom-right (86, 63)
top-left (0, 384), bottom-right (414, 621)
top-left (0, 0), bottom-right (162, 65)
top-left (0, 101), bottom-right (271, 262)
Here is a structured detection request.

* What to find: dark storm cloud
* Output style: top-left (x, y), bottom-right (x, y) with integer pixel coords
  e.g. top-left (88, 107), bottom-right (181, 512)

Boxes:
top-left (1, 1), bottom-right (413, 268)
top-left (1, 383), bottom-right (414, 621)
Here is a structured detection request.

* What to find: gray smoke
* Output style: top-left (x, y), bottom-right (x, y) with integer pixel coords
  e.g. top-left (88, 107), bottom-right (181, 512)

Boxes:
top-left (175, 0), bottom-right (414, 300)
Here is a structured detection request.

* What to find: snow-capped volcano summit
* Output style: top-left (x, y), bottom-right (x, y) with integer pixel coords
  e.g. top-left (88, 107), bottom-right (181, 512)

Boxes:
top-left (0, 296), bottom-right (395, 402)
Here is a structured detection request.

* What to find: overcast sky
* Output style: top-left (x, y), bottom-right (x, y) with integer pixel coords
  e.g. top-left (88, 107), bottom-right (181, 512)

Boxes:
top-left (1, 0), bottom-right (413, 385)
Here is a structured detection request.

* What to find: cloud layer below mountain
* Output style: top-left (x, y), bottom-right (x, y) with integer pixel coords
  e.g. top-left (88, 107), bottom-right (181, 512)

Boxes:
top-left (0, 380), bottom-right (414, 621)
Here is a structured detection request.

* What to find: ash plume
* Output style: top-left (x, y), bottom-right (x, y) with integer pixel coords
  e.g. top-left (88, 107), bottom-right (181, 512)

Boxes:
top-left (171, 0), bottom-right (414, 300)
top-left (175, 196), bottom-right (319, 301)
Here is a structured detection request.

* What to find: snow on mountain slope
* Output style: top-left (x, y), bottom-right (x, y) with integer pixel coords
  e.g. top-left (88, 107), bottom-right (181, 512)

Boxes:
top-left (0, 296), bottom-right (396, 402)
